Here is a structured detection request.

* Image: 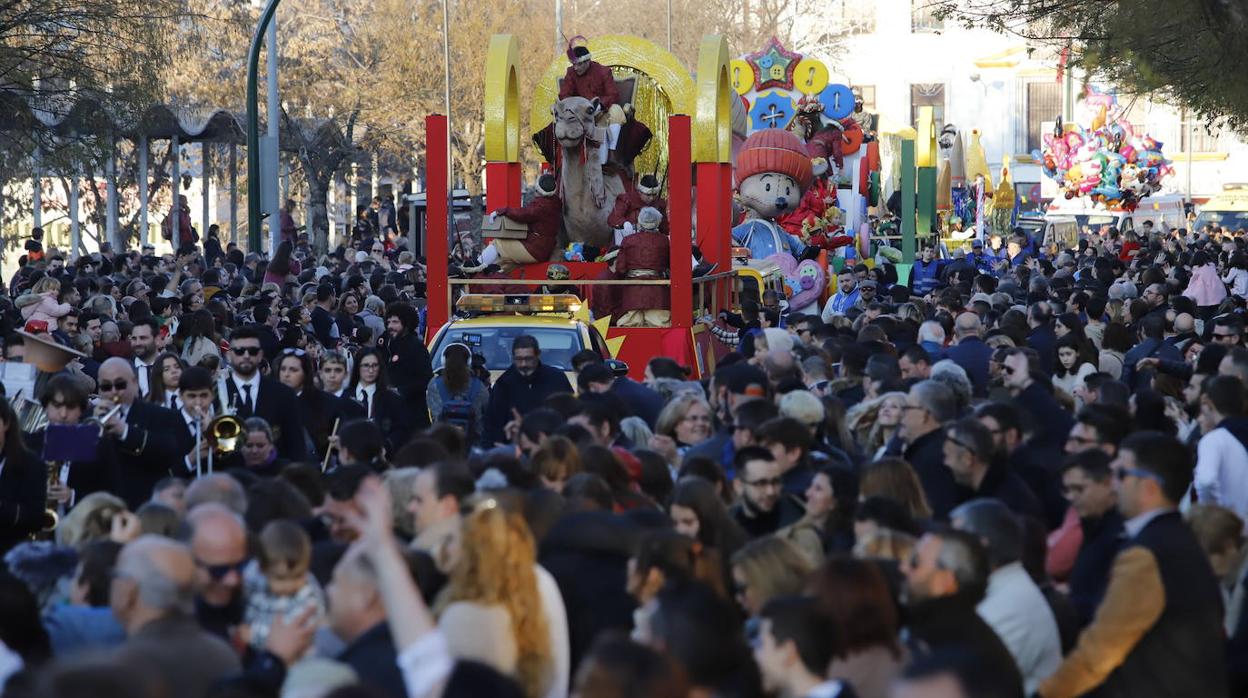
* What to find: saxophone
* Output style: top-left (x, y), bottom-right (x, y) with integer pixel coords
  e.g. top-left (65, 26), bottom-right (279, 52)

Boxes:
top-left (40, 460), bottom-right (60, 533)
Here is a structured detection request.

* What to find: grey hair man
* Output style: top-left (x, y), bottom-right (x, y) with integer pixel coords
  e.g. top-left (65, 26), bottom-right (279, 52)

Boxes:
top-left (111, 535), bottom-right (241, 698)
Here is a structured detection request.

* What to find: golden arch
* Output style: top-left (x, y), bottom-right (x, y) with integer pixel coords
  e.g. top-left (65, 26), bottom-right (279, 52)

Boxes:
top-left (484, 34), bottom-right (521, 162)
top-left (694, 35), bottom-right (731, 164)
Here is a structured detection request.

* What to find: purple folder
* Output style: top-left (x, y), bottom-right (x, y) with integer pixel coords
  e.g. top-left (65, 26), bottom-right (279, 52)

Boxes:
top-left (42, 424), bottom-right (101, 462)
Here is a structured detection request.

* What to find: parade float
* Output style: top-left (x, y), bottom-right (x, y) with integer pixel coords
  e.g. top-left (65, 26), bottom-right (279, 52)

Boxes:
top-left (422, 34), bottom-right (913, 378)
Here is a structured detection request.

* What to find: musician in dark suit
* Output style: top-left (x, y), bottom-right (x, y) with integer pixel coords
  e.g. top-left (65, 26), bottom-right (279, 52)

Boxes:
top-left (273, 348), bottom-right (359, 460)
top-left (26, 374), bottom-right (115, 509)
top-left (95, 357), bottom-right (194, 510)
top-left (346, 347), bottom-right (411, 454)
top-left (377, 303), bottom-right (432, 431)
top-left (220, 326), bottom-right (308, 462)
top-left (0, 396), bottom-right (46, 553)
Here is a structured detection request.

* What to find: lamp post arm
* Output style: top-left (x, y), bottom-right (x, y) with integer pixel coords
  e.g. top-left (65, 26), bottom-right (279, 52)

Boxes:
top-left (246, 0), bottom-right (282, 253)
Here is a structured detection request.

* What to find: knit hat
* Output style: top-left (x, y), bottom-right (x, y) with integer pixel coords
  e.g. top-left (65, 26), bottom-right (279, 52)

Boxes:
top-left (735, 129), bottom-right (813, 191)
top-left (637, 207), bottom-right (663, 232)
top-left (638, 174), bottom-right (661, 196)
top-left (535, 174), bottom-right (558, 197)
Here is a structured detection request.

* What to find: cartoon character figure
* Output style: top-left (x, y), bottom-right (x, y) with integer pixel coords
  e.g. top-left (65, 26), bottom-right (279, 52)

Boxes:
top-left (766, 253), bottom-right (826, 315)
top-left (731, 129), bottom-right (812, 261)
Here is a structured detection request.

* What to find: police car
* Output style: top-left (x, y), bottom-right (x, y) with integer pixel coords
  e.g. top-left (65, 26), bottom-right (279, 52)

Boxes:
top-left (427, 294), bottom-right (623, 385)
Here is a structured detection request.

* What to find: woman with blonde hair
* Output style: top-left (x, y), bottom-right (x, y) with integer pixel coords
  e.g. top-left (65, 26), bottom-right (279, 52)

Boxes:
top-left (845, 392), bottom-right (906, 459)
top-left (531, 436), bottom-right (582, 493)
top-left (729, 537), bottom-right (812, 626)
top-left (858, 457), bottom-right (932, 521)
top-left (649, 393), bottom-right (713, 465)
top-left (438, 502), bottom-right (552, 697)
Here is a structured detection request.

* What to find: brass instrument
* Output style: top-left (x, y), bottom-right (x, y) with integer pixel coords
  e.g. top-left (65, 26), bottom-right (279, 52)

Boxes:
top-left (88, 395), bottom-right (124, 436)
top-left (208, 414), bottom-right (245, 456)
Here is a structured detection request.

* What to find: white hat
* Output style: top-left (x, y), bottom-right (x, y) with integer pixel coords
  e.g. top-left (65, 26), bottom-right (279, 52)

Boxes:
top-left (779, 390), bottom-right (825, 427)
top-left (354, 251), bottom-right (369, 263)
top-left (535, 174), bottom-right (558, 197)
top-left (637, 206), bottom-right (664, 232)
top-left (638, 174), bottom-right (661, 196)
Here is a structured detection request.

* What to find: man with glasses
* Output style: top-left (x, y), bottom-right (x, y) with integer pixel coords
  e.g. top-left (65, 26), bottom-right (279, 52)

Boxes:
top-left (111, 535), bottom-right (241, 698)
top-left (96, 357), bottom-right (193, 509)
top-left (1001, 348), bottom-right (1074, 458)
top-left (1040, 432), bottom-right (1228, 698)
top-left (1211, 316), bottom-right (1243, 347)
top-left (943, 418), bottom-right (1042, 520)
top-left (222, 326), bottom-right (307, 462)
top-left (901, 527), bottom-right (1024, 693)
top-left (1059, 450), bottom-right (1122, 625)
top-left (483, 334), bottom-right (572, 446)
top-left (729, 446), bottom-right (803, 539)
top-left (894, 380), bottom-right (960, 520)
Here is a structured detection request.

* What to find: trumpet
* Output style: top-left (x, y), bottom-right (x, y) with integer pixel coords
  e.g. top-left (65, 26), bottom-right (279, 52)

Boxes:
top-left (88, 395), bottom-right (123, 436)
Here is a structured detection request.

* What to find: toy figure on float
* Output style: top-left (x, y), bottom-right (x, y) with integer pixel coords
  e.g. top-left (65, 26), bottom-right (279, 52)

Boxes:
top-left (1035, 85), bottom-right (1173, 212)
top-left (729, 38), bottom-right (879, 265)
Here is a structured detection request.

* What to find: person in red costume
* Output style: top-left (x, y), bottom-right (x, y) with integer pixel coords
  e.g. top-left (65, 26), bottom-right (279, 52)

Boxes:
top-left (560, 38), bottom-right (625, 163)
top-left (616, 207), bottom-right (670, 328)
top-left (779, 158), bottom-right (834, 238)
top-left (590, 248), bottom-right (621, 321)
top-left (464, 174), bottom-right (562, 273)
top-left (608, 174), bottom-right (668, 242)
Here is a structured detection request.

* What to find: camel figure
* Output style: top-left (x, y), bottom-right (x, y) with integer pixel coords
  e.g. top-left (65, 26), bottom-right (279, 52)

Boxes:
top-left (551, 96), bottom-right (625, 250)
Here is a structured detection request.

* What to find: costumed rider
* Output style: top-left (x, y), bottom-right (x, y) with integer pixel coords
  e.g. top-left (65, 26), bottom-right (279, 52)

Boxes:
top-left (560, 37), bottom-right (626, 165)
top-left (730, 129), bottom-right (814, 262)
top-left (465, 174), bottom-right (561, 273)
top-left (615, 207), bottom-right (670, 328)
top-left (608, 174), bottom-right (668, 244)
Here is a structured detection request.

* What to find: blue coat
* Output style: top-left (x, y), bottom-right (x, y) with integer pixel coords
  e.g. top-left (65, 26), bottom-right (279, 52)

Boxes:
top-left (944, 337), bottom-right (994, 397)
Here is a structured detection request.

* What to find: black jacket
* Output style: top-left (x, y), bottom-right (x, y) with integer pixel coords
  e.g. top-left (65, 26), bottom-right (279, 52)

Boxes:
top-left (903, 429), bottom-right (961, 521)
top-left (223, 376), bottom-right (309, 462)
top-left (346, 385), bottom-right (411, 453)
top-left (538, 511), bottom-right (641, 675)
top-left (338, 622), bottom-right (408, 698)
top-left (970, 459), bottom-right (1044, 522)
top-left (109, 401), bottom-right (193, 510)
top-left (1095, 511), bottom-right (1228, 698)
top-left (296, 390), bottom-right (362, 459)
top-left (1012, 382), bottom-right (1073, 460)
top-left (609, 378), bottom-right (664, 429)
top-left (0, 447), bottom-right (46, 554)
top-left (1069, 508), bottom-right (1124, 625)
top-left (484, 364), bottom-right (573, 446)
top-left (380, 331), bottom-right (434, 431)
top-left (730, 493), bottom-right (805, 539)
top-left (905, 594), bottom-right (1024, 698)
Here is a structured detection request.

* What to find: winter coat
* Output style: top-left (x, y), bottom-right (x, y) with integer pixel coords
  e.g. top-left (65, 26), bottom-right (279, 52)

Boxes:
top-left (18, 291), bottom-right (71, 331)
top-left (1183, 263), bottom-right (1228, 307)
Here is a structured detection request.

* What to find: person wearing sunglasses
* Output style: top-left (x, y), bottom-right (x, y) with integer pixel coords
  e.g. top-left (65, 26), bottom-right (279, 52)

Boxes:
top-left (109, 535), bottom-right (243, 698)
top-left (1041, 432), bottom-right (1228, 698)
top-left (95, 357), bottom-right (194, 510)
top-left (222, 326), bottom-right (308, 463)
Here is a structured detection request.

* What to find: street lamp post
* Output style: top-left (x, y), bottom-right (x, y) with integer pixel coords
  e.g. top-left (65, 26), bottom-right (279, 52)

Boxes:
top-left (246, 0), bottom-right (282, 254)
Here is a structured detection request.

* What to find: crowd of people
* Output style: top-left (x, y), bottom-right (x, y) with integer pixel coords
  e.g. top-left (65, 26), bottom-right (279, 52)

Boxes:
top-left (1, 213), bottom-right (1247, 698)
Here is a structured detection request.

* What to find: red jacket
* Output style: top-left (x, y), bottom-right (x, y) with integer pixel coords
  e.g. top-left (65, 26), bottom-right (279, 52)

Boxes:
top-left (559, 62), bottom-right (619, 109)
top-left (616, 231), bottom-right (670, 313)
top-left (607, 190), bottom-right (669, 234)
top-left (497, 196), bottom-right (562, 263)
top-left (778, 180), bottom-right (831, 237)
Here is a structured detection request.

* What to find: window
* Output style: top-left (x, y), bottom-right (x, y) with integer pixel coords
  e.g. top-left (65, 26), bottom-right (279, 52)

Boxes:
top-left (853, 85), bottom-right (877, 113)
top-left (912, 0), bottom-right (944, 32)
top-left (1026, 81), bottom-right (1063, 152)
top-left (910, 83), bottom-right (946, 129)
top-left (827, 0), bottom-right (876, 34)
top-left (1181, 113), bottom-right (1220, 152)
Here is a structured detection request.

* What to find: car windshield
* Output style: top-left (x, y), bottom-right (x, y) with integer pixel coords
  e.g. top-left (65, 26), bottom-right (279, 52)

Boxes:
top-left (1196, 211), bottom-right (1248, 232)
top-left (431, 325), bottom-right (584, 372)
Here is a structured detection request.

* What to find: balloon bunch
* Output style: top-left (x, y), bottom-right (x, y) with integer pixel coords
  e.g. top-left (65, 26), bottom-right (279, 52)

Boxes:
top-left (1033, 104), bottom-right (1173, 211)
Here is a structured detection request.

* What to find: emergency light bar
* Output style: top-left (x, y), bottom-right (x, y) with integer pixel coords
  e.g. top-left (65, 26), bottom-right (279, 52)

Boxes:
top-left (455, 294), bottom-right (582, 314)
